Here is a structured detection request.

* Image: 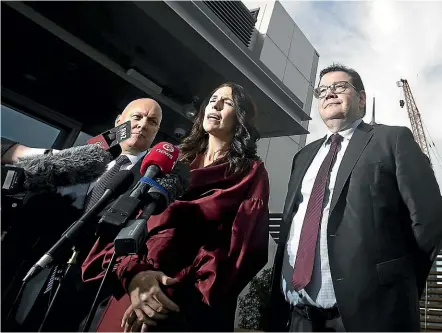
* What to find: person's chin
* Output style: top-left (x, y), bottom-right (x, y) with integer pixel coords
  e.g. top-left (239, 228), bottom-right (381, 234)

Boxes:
top-left (204, 125), bottom-right (223, 135)
top-left (325, 109), bottom-right (345, 119)
top-left (122, 138), bottom-right (149, 152)
top-left (133, 140), bottom-right (150, 151)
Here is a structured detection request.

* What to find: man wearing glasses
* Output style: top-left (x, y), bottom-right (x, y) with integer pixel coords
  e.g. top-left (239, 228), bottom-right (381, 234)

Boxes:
top-left (266, 63), bottom-right (442, 332)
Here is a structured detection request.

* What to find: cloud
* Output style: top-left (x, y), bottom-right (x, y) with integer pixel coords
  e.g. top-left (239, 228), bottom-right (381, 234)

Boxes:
top-left (281, 0), bottom-right (442, 193)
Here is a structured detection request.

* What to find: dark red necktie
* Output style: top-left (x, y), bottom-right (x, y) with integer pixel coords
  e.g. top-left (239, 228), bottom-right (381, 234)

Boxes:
top-left (292, 133), bottom-right (343, 291)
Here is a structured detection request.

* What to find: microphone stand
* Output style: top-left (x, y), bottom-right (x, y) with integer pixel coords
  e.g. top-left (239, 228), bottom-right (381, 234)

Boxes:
top-left (7, 187), bottom-right (123, 331)
top-left (38, 250), bottom-right (79, 332)
top-left (81, 201), bottom-right (156, 332)
top-left (80, 252), bottom-right (117, 332)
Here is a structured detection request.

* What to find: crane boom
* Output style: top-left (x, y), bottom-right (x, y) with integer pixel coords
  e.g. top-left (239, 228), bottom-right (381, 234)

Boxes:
top-left (397, 78), bottom-right (432, 165)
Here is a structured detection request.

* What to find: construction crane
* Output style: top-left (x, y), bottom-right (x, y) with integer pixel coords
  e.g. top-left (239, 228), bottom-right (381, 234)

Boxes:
top-left (397, 79), bottom-right (442, 331)
top-left (396, 79), bottom-right (432, 165)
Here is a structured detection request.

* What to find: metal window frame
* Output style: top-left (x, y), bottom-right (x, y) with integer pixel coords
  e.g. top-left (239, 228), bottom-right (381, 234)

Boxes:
top-left (1, 88), bottom-right (81, 149)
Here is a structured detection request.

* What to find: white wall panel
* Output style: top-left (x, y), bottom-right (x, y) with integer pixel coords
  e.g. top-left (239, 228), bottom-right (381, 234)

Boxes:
top-left (266, 1), bottom-right (294, 56)
top-left (288, 23), bottom-right (314, 80)
top-left (283, 60), bottom-right (309, 104)
top-left (260, 37), bottom-right (287, 80)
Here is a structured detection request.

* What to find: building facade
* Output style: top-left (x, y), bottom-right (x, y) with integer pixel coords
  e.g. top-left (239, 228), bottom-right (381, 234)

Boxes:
top-left (2, 1), bottom-right (309, 148)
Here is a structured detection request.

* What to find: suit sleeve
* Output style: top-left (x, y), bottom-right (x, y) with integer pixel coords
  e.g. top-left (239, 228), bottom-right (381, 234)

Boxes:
top-left (395, 127), bottom-right (442, 254)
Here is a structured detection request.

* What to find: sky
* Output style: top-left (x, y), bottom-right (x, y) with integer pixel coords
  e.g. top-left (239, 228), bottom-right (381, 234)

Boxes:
top-left (280, 0), bottom-right (442, 193)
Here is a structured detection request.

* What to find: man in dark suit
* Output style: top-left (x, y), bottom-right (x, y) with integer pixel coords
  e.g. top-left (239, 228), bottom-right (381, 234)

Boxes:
top-left (4, 98), bottom-right (163, 331)
top-left (266, 63), bottom-right (442, 332)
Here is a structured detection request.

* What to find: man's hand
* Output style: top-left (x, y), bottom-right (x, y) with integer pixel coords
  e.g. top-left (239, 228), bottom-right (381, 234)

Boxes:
top-left (121, 270), bottom-right (180, 332)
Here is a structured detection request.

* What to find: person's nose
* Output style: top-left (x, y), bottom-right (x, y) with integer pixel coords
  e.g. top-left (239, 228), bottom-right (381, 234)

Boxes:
top-left (325, 86), bottom-right (337, 100)
top-left (213, 98), bottom-right (223, 111)
top-left (137, 117), bottom-right (149, 131)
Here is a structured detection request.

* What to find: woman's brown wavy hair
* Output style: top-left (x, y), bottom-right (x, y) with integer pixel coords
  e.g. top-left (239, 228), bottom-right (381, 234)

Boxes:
top-left (179, 82), bottom-right (261, 176)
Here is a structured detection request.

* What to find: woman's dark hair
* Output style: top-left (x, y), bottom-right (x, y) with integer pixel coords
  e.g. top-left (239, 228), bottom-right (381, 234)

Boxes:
top-left (180, 82), bottom-right (261, 176)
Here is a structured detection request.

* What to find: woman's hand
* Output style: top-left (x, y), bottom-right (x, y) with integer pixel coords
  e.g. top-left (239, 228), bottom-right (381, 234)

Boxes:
top-left (121, 270), bottom-right (180, 332)
top-left (121, 304), bottom-right (154, 332)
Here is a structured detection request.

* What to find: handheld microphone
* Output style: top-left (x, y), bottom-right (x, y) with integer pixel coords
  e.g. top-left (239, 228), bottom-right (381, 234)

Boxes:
top-left (97, 142), bottom-right (180, 238)
top-left (130, 142), bottom-right (180, 199)
top-left (113, 161), bottom-right (190, 256)
top-left (87, 120), bottom-right (131, 158)
top-left (22, 171), bottom-right (134, 283)
top-left (8, 144), bottom-right (115, 194)
top-left (140, 142), bottom-right (180, 177)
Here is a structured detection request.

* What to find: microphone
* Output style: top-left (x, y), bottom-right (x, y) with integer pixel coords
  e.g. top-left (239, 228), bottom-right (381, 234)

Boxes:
top-left (22, 170), bottom-right (134, 283)
top-left (81, 163), bottom-right (189, 333)
top-left (87, 120), bottom-right (131, 159)
top-left (7, 144), bottom-right (114, 194)
top-left (114, 161), bottom-right (190, 256)
top-left (152, 160), bottom-right (190, 204)
top-left (96, 142), bottom-right (181, 238)
top-left (130, 142), bottom-right (180, 199)
top-left (1, 165), bottom-right (25, 195)
top-left (1, 123), bottom-right (132, 194)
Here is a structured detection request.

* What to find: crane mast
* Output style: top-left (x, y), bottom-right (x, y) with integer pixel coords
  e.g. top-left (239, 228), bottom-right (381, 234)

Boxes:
top-left (397, 78), bottom-right (442, 331)
top-left (397, 79), bottom-right (432, 165)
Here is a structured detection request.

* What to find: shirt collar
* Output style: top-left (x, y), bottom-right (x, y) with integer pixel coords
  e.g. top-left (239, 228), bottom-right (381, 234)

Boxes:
top-left (121, 150), bottom-right (147, 165)
top-left (324, 119), bottom-right (363, 147)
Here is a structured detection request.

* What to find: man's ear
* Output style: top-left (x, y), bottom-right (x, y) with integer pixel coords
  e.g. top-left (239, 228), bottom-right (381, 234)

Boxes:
top-left (359, 90), bottom-right (367, 113)
top-left (115, 114), bottom-right (122, 127)
top-left (359, 90), bottom-right (367, 114)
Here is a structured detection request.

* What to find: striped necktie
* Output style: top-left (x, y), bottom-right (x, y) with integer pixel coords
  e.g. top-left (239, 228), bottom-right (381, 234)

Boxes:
top-left (83, 155), bottom-right (130, 212)
top-left (292, 133), bottom-right (343, 291)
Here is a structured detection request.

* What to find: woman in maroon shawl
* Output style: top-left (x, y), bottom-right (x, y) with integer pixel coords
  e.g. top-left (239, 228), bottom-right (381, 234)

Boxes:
top-left (81, 83), bottom-right (270, 332)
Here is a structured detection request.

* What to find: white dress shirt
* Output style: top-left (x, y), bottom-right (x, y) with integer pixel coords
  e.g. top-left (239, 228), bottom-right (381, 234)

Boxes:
top-left (282, 119), bottom-right (362, 308)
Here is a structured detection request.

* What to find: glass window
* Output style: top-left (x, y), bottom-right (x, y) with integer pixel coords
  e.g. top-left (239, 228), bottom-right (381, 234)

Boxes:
top-left (73, 131), bottom-right (93, 147)
top-left (1, 104), bottom-right (61, 148)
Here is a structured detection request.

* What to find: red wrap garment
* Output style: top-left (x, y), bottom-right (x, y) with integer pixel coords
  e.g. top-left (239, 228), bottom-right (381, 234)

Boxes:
top-left (81, 156), bottom-right (270, 331)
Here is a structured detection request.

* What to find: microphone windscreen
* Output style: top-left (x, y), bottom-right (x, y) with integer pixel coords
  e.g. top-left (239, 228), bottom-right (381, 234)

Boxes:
top-left (140, 142), bottom-right (179, 176)
top-left (15, 144), bottom-right (113, 192)
top-left (156, 161), bottom-right (190, 202)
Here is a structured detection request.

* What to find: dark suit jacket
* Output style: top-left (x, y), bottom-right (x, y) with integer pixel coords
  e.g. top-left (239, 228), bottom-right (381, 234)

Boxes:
top-left (266, 121), bottom-right (442, 332)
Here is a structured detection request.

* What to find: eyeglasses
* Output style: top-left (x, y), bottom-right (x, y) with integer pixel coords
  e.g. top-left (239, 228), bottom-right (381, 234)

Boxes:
top-left (313, 81), bottom-right (359, 99)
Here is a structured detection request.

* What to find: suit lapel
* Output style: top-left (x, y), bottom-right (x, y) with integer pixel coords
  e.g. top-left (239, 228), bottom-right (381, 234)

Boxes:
top-left (78, 153), bottom-right (146, 210)
top-left (129, 156), bottom-right (144, 188)
top-left (329, 122), bottom-right (374, 214)
top-left (283, 138), bottom-right (324, 225)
